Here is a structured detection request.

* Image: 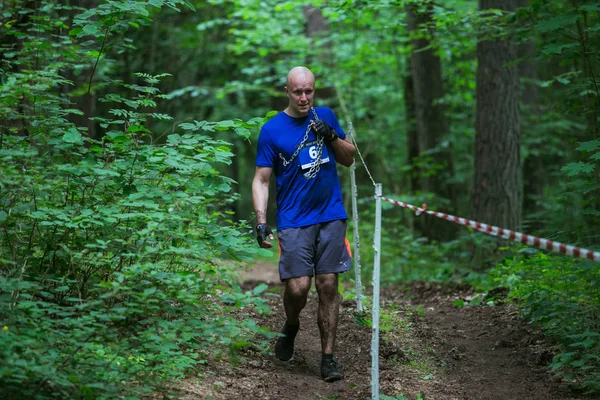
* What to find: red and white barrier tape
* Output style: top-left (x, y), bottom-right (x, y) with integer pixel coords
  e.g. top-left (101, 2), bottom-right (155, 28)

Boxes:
top-left (379, 196), bottom-right (600, 263)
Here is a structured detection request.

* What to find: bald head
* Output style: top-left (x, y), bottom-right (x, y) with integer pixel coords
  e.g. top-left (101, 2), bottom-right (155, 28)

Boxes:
top-left (286, 66), bottom-right (315, 87)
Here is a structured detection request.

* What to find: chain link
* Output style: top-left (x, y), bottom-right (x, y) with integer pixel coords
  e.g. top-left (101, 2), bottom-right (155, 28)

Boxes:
top-left (278, 107), bottom-right (325, 179)
top-left (304, 124), bottom-right (325, 179)
top-left (278, 127), bottom-right (310, 167)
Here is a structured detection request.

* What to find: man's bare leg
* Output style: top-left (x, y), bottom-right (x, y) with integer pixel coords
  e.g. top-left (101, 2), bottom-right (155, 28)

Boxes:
top-left (283, 276), bottom-right (311, 324)
top-left (275, 276), bottom-right (311, 361)
top-left (315, 273), bottom-right (340, 354)
top-left (315, 272), bottom-right (344, 381)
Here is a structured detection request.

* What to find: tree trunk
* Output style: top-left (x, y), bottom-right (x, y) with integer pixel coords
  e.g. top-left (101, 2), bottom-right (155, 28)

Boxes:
top-left (404, 61), bottom-right (419, 233)
top-left (472, 0), bottom-right (522, 231)
top-left (303, 5), bottom-right (336, 100)
top-left (517, 0), bottom-right (543, 230)
top-left (407, 2), bottom-right (457, 241)
top-left (405, 61), bottom-right (419, 194)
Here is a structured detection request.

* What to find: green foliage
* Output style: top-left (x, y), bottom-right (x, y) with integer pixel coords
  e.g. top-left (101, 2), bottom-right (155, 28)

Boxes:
top-left (351, 203), bottom-right (452, 285)
top-left (0, 1), bottom-right (272, 398)
top-left (520, 0), bottom-right (600, 239)
top-left (0, 77), bottom-right (271, 397)
top-left (560, 138), bottom-right (600, 226)
top-left (489, 252), bottom-right (600, 393)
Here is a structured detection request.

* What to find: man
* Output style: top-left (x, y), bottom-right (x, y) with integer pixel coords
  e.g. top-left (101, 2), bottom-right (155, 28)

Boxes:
top-left (251, 66), bottom-right (356, 382)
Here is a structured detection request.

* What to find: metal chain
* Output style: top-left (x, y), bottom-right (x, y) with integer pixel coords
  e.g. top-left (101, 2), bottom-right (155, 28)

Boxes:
top-left (304, 127), bottom-right (325, 179)
top-left (278, 126), bottom-right (310, 167)
top-left (278, 107), bottom-right (325, 179)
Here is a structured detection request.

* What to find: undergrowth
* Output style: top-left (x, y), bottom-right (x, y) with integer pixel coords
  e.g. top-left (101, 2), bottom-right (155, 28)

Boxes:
top-left (0, 1), bottom-right (275, 397)
top-left (489, 251), bottom-right (600, 394)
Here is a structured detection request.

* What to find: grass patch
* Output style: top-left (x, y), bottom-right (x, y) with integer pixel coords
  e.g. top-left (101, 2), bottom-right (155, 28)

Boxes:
top-left (353, 301), bottom-right (438, 382)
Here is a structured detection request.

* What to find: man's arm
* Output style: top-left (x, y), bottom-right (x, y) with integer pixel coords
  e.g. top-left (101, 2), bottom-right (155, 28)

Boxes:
top-left (252, 166), bottom-right (274, 247)
top-left (330, 137), bottom-right (356, 168)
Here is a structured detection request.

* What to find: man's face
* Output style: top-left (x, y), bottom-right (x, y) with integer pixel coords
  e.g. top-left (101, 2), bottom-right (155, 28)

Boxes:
top-left (285, 75), bottom-right (315, 117)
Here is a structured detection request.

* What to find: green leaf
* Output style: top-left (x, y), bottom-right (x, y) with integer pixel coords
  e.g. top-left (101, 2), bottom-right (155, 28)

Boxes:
top-left (127, 125), bottom-right (145, 133)
top-left (252, 283), bottom-right (268, 295)
top-left (568, 330), bottom-right (600, 339)
top-left (182, 0), bottom-right (196, 11)
top-left (541, 42), bottom-right (579, 55)
top-left (215, 120), bottom-right (235, 130)
top-left (469, 296), bottom-right (482, 306)
top-left (561, 161), bottom-right (595, 176)
top-left (62, 128), bottom-right (83, 144)
top-left (179, 123), bottom-right (197, 131)
top-left (257, 248), bottom-right (273, 258)
top-left (587, 22), bottom-right (600, 32)
top-left (576, 139), bottom-right (600, 152)
top-left (64, 108), bottom-right (85, 116)
top-left (0, 210), bottom-right (7, 222)
top-left (579, 4), bottom-right (600, 12)
top-left (537, 14), bottom-right (580, 32)
top-left (217, 183), bottom-right (231, 192)
top-left (453, 299), bottom-right (465, 308)
top-left (235, 127), bottom-right (251, 138)
top-left (570, 359), bottom-right (586, 367)
top-left (112, 135), bottom-right (129, 143)
top-left (66, 297), bottom-right (82, 302)
top-left (80, 24), bottom-right (99, 36)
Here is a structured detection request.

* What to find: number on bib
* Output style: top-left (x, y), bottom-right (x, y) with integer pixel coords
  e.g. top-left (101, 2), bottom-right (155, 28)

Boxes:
top-left (299, 143), bottom-right (330, 170)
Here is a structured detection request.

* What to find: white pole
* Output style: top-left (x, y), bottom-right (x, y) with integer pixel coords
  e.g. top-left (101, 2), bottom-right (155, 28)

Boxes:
top-left (348, 122), bottom-right (363, 313)
top-left (371, 183), bottom-right (382, 400)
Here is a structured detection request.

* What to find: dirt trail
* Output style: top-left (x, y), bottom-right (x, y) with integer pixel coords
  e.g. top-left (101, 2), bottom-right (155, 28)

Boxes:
top-left (178, 263), bottom-right (591, 400)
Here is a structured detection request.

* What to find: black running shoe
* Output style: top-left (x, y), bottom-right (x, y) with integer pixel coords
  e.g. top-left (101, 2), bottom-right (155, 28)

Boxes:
top-left (321, 356), bottom-right (344, 382)
top-left (274, 322), bottom-right (299, 361)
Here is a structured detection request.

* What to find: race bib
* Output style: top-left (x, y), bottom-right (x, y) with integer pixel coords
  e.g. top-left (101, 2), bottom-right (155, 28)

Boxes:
top-left (299, 143), bottom-right (330, 170)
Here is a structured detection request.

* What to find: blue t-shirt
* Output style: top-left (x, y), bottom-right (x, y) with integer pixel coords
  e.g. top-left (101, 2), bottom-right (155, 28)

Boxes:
top-left (256, 106), bottom-right (348, 230)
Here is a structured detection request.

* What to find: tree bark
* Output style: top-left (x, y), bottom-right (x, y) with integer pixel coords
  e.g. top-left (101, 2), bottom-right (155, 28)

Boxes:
top-left (407, 2), bottom-right (457, 241)
top-left (517, 0), bottom-right (543, 229)
top-left (303, 5), bottom-right (335, 100)
top-left (404, 61), bottom-right (419, 233)
top-left (404, 62), bottom-right (419, 195)
top-left (472, 0), bottom-right (522, 231)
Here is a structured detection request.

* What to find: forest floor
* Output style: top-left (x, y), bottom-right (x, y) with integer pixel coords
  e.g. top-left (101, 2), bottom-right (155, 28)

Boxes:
top-left (174, 262), bottom-right (592, 400)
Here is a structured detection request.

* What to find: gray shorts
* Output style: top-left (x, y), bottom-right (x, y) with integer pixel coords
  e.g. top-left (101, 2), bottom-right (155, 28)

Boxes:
top-left (277, 220), bottom-right (352, 281)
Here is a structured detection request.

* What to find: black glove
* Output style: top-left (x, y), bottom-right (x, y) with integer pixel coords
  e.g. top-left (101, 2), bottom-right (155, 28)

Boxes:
top-left (312, 120), bottom-right (338, 143)
top-left (256, 223), bottom-right (273, 247)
